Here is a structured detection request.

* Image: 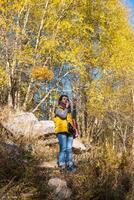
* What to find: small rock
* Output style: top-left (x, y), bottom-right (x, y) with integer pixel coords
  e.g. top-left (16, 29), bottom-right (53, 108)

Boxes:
top-left (48, 178), bottom-right (67, 188)
top-left (73, 139), bottom-right (86, 151)
top-left (48, 178), bottom-right (72, 200)
top-left (0, 141), bottom-right (20, 155)
top-left (55, 185), bottom-right (72, 200)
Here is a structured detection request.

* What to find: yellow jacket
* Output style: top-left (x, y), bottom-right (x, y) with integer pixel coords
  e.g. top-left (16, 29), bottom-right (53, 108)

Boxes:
top-left (54, 106), bottom-right (73, 133)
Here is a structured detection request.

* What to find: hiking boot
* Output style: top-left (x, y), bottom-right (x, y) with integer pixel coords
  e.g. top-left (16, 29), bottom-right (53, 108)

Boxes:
top-left (59, 165), bottom-right (66, 173)
top-left (67, 164), bottom-right (77, 173)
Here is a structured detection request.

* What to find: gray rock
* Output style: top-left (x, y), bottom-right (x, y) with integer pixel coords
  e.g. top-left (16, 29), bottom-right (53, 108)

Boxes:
top-left (55, 185), bottom-right (72, 200)
top-left (48, 178), bottom-right (72, 200)
top-left (0, 141), bottom-right (20, 155)
top-left (33, 120), bottom-right (55, 136)
top-left (48, 178), bottom-right (67, 188)
top-left (73, 139), bottom-right (86, 153)
top-left (1, 112), bottom-right (55, 138)
top-left (1, 110), bottom-right (86, 153)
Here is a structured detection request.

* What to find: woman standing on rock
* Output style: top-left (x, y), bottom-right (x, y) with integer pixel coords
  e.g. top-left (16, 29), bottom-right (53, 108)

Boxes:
top-left (54, 95), bottom-right (77, 172)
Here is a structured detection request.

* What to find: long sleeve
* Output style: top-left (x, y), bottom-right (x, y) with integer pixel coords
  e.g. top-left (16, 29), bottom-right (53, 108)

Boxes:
top-left (55, 108), bottom-right (68, 119)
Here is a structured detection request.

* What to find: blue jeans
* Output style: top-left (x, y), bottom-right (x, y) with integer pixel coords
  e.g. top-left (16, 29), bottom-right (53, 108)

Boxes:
top-left (57, 133), bottom-right (74, 167)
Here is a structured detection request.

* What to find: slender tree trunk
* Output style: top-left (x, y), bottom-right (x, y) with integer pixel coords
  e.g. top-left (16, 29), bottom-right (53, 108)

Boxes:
top-left (112, 119), bottom-right (116, 150)
top-left (131, 88), bottom-right (134, 158)
top-left (5, 39), bottom-right (12, 107)
top-left (122, 125), bottom-right (127, 153)
top-left (22, 5), bottom-right (30, 34)
top-left (23, 0), bottom-right (50, 110)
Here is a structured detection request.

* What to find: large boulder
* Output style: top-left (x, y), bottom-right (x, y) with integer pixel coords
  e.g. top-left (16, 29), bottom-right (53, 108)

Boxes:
top-left (1, 109), bottom-right (86, 153)
top-left (33, 120), bottom-right (55, 136)
top-left (1, 111), bottom-right (55, 138)
top-left (2, 112), bottom-right (38, 135)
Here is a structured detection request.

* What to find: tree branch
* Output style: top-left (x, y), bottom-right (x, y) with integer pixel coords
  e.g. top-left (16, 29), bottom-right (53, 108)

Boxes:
top-left (32, 70), bottom-right (70, 113)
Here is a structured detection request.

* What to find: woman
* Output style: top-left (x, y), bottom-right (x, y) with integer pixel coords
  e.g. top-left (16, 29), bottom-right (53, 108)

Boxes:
top-left (54, 95), bottom-right (76, 172)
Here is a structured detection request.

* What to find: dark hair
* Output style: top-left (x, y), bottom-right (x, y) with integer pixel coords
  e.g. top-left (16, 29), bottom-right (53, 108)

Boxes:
top-left (58, 95), bottom-right (69, 105)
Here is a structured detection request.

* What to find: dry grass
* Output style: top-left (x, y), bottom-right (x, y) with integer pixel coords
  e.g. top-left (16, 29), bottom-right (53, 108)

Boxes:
top-left (0, 127), bottom-right (133, 200)
top-left (0, 122), bottom-right (57, 199)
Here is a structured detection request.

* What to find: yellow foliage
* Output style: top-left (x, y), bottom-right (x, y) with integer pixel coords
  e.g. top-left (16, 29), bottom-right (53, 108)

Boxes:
top-left (32, 66), bottom-right (54, 81)
top-left (103, 142), bottom-right (122, 171)
top-left (0, 67), bottom-right (8, 88)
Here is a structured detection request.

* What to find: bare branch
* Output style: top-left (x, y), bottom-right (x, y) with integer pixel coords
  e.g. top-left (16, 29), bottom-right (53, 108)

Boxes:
top-left (22, 5), bottom-right (30, 34)
top-left (34, 0), bottom-right (50, 63)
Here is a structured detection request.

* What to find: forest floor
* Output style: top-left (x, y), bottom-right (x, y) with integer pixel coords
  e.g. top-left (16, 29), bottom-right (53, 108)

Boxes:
top-left (0, 126), bottom-right (133, 200)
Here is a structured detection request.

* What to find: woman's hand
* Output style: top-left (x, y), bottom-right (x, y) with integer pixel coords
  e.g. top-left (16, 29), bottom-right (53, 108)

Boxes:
top-left (66, 101), bottom-right (70, 108)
